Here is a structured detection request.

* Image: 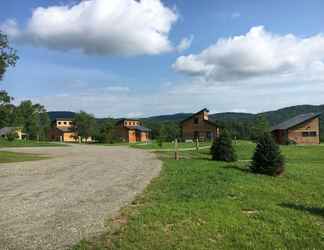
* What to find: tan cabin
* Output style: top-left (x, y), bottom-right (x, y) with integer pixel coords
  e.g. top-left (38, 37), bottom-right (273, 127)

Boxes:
top-left (115, 119), bottom-right (151, 143)
top-left (271, 113), bottom-right (321, 145)
top-left (180, 108), bottom-right (219, 141)
top-left (48, 118), bottom-right (92, 142)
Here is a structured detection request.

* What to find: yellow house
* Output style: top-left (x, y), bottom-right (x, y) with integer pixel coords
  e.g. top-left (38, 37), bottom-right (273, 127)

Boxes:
top-left (0, 127), bottom-right (27, 140)
top-left (48, 118), bottom-right (92, 142)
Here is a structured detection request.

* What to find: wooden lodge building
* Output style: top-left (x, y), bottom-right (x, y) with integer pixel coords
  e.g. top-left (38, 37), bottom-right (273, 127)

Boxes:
top-left (180, 108), bottom-right (219, 141)
top-left (271, 113), bottom-right (321, 145)
top-left (115, 119), bottom-right (151, 143)
top-left (48, 118), bottom-right (78, 142)
top-left (48, 118), bottom-right (92, 142)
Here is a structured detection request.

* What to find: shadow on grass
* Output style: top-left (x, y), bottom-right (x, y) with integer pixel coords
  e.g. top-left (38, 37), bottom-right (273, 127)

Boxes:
top-left (280, 203), bottom-right (324, 218)
top-left (220, 164), bottom-right (251, 173)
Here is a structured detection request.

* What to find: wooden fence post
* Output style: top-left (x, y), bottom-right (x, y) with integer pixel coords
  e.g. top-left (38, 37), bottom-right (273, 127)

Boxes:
top-left (174, 138), bottom-right (180, 160)
top-left (195, 138), bottom-right (200, 152)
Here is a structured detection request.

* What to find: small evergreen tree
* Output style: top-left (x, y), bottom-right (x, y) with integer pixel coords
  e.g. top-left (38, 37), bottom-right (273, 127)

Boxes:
top-left (210, 129), bottom-right (237, 162)
top-left (250, 132), bottom-right (285, 176)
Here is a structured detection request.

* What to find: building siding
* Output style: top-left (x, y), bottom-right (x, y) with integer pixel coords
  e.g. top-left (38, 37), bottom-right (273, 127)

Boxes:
top-left (272, 117), bottom-right (320, 145)
top-left (181, 110), bottom-right (219, 141)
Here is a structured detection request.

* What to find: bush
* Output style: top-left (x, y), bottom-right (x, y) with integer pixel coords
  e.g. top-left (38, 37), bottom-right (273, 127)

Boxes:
top-left (7, 131), bottom-right (18, 141)
top-left (210, 129), bottom-right (237, 162)
top-left (250, 132), bottom-right (285, 176)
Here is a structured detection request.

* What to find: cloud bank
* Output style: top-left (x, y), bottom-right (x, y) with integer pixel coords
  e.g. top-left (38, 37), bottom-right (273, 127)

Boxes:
top-left (173, 26), bottom-right (324, 82)
top-left (1, 0), bottom-right (178, 56)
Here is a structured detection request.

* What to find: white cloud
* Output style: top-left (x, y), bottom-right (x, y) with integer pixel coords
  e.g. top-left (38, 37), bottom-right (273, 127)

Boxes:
top-left (177, 35), bottom-right (194, 52)
top-left (1, 0), bottom-right (178, 56)
top-left (173, 26), bottom-right (324, 82)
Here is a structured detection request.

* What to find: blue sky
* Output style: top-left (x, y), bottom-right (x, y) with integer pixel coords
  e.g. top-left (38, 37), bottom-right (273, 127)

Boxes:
top-left (1, 0), bottom-right (324, 117)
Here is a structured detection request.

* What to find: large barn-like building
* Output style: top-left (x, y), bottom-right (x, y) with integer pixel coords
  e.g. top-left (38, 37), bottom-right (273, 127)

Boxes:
top-left (271, 113), bottom-right (321, 145)
top-left (180, 108), bottom-right (219, 142)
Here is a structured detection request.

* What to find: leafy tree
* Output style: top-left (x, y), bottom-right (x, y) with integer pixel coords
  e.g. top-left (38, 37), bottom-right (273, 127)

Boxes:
top-left (0, 31), bottom-right (18, 81)
top-left (73, 111), bottom-right (97, 142)
top-left (97, 121), bottom-right (118, 144)
top-left (0, 91), bottom-right (14, 128)
top-left (6, 130), bottom-right (18, 141)
top-left (250, 132), bottom-right (285, 176)
top-left (210, 129), bottom-right (237, 162)
top-left (251, 115), bottom-right (271, 141)
top-left (15, 101), bottom-right (50, 140)
top-left (159, 122), bottom-right (180, 142)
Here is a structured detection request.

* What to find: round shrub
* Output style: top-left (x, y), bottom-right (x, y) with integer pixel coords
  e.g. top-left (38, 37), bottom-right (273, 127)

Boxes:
top-left (210, 129), bottom-right (237, 162)
top-left (250, 132), bottom-right (285, 176)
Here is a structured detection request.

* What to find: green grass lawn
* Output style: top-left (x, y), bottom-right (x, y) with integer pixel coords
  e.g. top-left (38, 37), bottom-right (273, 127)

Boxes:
top-left (131, 141), bottom-right (212, 150)
top-left (0, 139), bottom-right (67, 148)
top-left (74, 141), bottom-right (324, 249)
top-left (0, 151), bottom-right (48, 163)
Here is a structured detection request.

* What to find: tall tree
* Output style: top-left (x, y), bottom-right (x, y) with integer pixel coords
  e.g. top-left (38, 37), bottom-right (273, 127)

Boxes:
top-left (0, 31), bottom-right (18, 81)
top-left (0, 91), bottom-right (13, 128)
top-left (15, 101), bottom-right (50, 140)
top-left (251, 114), bottom-right (270, 141)
top-left (73, 111), bottom-right (97, 142)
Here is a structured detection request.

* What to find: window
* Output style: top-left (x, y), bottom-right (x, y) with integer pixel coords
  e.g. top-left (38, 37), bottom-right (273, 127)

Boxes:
top-left (64, 122), bottom-right (67, 125)
top-left (302, 131), bottom-right (317, 137)
top-left (58, 122), bottom-right (61, 125)
top-left (194, 117), bottom-right (199, 124)
top-left (69, 122), bottom-right (72, 125)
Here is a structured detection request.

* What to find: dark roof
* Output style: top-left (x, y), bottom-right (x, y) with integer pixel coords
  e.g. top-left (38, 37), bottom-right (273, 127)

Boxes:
top-left (0, 127), bottom-right (16, 136)
top-left (134, 126), bottom-right (151, 132)
top-left (56, 127), bottom-right (74, 133)
top-left (271, 112), bottom-right (321, 131)
top-left (55, 118), bottom-right (74, 121)
top-left (180, 108), bottom-right (210, 124)
top-left (116, 118), bottom-right (141, 125)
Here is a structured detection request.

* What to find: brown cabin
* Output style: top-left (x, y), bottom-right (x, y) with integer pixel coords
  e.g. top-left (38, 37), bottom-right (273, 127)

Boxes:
top-left (48, 118), bottom-right (92, 142)
top-left (115, 119), bottom-right (151, 143)
top-left (180, 108), bottom-right (219, 141)
top-left (271, 113), bottom-right (321, 145)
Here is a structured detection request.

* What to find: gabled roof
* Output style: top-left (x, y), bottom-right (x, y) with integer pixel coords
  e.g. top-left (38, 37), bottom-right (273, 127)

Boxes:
top-left (134, 126), bottom-right (151, 132)
top-left (0, 127), bottom-right (17, 136)
top-left (180, 108), bottom-right (210, 124)
top-left (271, 112), bottom-right (321, 131)
top-left (116, 118), bottom-right (141, 125)
top-left (55, 118), bottom-right (73, 121)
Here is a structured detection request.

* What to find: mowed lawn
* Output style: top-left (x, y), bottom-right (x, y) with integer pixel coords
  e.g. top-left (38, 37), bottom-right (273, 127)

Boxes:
top-left (0, 139), bottom-right (67, 148)
top-left (131, 141), bottom-right (211, 150)
top-left (75, 141), bottom-right (324, 249)
top-left (0, 151), bottom-right (48, 163)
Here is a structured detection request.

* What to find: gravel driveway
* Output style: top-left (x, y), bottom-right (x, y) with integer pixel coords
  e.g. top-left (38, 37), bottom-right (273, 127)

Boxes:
top-left (0, 144), bottom-right (162, 250)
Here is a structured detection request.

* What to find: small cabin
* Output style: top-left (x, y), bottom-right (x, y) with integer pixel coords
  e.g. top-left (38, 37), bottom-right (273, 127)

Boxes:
top-left (271, 113), bottom-right (321, 145)
top-left (115, 119), bottom-right (151, 143)
top-left (180, 108), bottom-right (219, 141)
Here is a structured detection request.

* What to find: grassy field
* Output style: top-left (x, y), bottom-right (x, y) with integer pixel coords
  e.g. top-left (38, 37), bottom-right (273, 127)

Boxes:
top-left (0, 139), bottom-right (67, 148)
top-left (130, 141), bottom-right (212, 150)
top-left (74, 141), bottom-right (324, 249)
top-left (0, 151), bottom-right (48, 163)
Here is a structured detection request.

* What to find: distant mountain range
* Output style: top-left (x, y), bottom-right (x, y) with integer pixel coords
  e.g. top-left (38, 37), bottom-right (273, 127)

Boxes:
top-left (48, 104), bottom-right (324, 127)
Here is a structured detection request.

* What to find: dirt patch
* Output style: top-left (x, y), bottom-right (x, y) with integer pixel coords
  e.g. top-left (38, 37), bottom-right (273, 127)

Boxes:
top-left (0, 144), bottom-right (161, 250)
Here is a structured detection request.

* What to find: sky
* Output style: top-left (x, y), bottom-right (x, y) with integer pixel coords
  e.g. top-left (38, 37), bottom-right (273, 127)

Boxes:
top-left (0, 0), bottom-right (324, 118)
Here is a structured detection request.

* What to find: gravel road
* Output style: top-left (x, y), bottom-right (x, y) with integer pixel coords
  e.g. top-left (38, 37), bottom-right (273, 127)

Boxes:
top-left (0, 144), bottom-right (162, 250)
